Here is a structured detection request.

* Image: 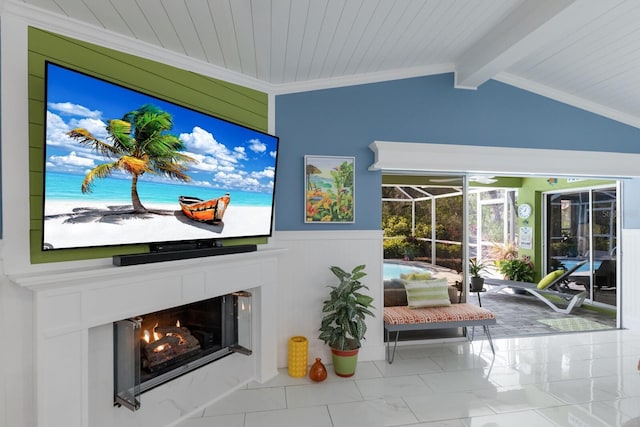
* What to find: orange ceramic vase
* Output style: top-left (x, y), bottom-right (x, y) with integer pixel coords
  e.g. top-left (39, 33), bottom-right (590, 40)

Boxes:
top-left (309, 357), bottom-right (328, 382)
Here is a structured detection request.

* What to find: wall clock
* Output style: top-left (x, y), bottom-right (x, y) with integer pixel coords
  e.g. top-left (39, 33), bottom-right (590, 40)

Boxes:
top-left (517, 203), bottom-right (532, 219)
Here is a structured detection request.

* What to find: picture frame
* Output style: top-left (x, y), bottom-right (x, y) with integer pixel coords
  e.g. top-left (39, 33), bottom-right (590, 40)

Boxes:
top-left (304, 155), bottom-right (355, 223)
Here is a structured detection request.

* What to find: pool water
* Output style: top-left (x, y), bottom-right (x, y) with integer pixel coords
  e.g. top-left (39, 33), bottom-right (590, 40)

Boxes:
top-left (383, 262), bottom-right (434, 280)
top-left (558, 259), bottom-right (601, 273)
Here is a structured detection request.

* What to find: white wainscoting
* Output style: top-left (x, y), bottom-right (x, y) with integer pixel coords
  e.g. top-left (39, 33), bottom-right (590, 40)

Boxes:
top-left (9, 248), bottom-right (284, 427)
top-left (622, 229), bottom-right (640, 329)
top-left (268, 230), bottom-right (385, 368)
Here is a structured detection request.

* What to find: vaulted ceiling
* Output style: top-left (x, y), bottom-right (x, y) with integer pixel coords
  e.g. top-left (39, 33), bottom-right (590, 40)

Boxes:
top-left (8, 0), bottom-right (640, 126)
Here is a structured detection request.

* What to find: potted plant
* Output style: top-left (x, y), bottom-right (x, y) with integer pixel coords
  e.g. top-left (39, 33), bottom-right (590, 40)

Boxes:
top-left (318, 264), bottom-right (375, 377)
top-left (469, 258), bottom-right (487, 291)
top-left (496, 256), bottom-right (535, 282)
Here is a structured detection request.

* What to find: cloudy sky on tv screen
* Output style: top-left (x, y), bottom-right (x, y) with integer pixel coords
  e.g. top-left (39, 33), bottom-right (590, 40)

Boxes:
top-left (42, 62), bottom-right (278, 250)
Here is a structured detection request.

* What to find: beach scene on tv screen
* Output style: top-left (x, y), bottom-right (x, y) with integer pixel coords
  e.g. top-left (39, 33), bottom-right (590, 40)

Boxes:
top-left (42, 63), bottom-right (277, 250)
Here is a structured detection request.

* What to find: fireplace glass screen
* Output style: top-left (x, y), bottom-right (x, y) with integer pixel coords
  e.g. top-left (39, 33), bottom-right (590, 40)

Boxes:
top-left (114, 291), bottom-right (252, 411)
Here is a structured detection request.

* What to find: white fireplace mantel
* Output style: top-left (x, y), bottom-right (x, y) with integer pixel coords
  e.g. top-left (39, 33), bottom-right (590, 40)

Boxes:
top-left (12, 248), bottom-right (284, 427)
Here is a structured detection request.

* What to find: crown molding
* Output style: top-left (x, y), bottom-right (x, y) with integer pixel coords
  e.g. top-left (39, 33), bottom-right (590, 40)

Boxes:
top-left (5, 0), bottom-right (640, 127)
top-left (270, 63), bottom-right (455, 95)
top-left (2, 0), bottom-right (272, 93)
top-left (3, 0), bottom-right (453, 97)
top-left (494, 72), bottom-right (640, 129)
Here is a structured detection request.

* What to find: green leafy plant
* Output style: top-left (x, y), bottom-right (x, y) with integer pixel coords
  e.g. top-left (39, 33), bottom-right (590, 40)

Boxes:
top-left (496, 257), bottom-right (535, 282)
top-left (319, 265), bottom-right (375, 351)
top-left (469, 258), bottom-right (487, 278)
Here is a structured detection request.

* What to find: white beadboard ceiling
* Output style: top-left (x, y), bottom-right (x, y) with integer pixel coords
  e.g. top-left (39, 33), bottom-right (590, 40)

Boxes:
top-left (8, 0), bottom-right (640, 126)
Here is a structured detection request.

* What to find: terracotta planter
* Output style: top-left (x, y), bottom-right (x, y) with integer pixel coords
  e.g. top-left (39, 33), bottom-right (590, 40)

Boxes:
top-left (331, 347), bottom-right (359, 377)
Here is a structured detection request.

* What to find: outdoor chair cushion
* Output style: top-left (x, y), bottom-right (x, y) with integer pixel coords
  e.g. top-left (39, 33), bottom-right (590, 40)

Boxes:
top-left (537, 269), bottom-right (565, 289)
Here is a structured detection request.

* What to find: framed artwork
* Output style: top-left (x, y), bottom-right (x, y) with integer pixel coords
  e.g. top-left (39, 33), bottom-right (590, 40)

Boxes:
top-left (304, 155), bottom-right (355, 223)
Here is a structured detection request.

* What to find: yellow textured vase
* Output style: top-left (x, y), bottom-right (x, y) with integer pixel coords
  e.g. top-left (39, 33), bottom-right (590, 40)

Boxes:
top-left (288, 336), bottom-right (308, 377)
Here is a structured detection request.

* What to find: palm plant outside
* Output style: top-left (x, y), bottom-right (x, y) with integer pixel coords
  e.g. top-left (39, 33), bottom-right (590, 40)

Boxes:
top-left (66, 104), bottom-right (196, 213)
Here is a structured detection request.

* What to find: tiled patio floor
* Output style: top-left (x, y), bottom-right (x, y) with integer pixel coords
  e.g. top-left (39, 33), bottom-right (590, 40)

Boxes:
top-left (467, 286), bottom-right (617, 339)
top-left (392, 286), bottom-right (617, 343)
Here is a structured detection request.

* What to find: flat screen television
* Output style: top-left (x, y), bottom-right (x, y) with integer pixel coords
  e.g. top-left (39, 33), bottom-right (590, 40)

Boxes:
top-left (42, 62), bottom-right (278, 252)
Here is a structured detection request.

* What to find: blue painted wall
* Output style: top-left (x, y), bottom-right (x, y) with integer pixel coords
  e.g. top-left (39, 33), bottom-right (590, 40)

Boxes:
top-left (275, 73), bottom-right (640, 231)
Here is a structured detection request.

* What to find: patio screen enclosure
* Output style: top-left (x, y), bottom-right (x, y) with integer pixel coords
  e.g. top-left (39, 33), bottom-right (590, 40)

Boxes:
top-left (382, 177), bottom-right (516, 273)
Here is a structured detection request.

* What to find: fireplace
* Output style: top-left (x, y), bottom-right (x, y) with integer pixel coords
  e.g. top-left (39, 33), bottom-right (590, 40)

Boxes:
top-left (11, 248), bottom-right (282, 427)
top-left (114, 291), bottom-right (253, 411)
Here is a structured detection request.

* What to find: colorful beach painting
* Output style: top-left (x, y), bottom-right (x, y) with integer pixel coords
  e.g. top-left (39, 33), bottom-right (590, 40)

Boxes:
top-left (304, 155), bottom-right (354, 223)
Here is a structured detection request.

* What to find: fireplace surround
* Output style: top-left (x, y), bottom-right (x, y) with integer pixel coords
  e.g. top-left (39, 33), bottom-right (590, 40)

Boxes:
top-left (114, 291), bottom-right (253, 410)
top-left (10, 248), bottom-right (283, 427)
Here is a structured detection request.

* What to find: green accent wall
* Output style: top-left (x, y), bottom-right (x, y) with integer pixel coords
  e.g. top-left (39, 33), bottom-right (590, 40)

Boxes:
top-left (28, 28), bottom-right (269, 263)
top-left (517, 177), bottom-right (615, 280)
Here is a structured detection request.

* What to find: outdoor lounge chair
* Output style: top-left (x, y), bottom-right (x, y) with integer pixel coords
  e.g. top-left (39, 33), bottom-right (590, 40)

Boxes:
top-left (484, 260), bottom-right (589, 315)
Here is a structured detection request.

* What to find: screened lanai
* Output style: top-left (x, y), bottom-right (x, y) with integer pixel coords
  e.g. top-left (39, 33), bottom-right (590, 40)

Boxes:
top-left (382, 175), bottom-right (518, 274)
top-left (382, 174), bottom-right (618, 340)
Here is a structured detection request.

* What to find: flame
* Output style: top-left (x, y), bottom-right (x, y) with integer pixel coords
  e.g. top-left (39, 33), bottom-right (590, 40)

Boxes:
top-left (142, 320), bottom-right (183, 352)
top-left (142, 323), bottom-right (163, 344)
top-left (153, 324), bottom-right (162, 341)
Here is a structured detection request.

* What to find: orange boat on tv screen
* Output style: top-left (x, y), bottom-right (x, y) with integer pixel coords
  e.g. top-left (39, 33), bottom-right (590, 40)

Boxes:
top-left (179, 193), bottom-right (230, 224)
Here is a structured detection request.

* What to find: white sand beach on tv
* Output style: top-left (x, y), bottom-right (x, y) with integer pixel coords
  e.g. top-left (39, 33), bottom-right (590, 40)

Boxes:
top-left (43, 200), bottom-right (272, 249)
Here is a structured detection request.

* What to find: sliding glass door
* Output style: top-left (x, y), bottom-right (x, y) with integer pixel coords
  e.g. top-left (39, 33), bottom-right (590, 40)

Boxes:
top-left (545, 186), bottom-right (617, 306)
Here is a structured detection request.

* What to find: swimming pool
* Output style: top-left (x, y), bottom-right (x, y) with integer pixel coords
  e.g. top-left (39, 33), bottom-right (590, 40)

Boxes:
top-left (383, 262), bottom-right (434, 280)
top-left (557, 259), bottom-right (601, 273)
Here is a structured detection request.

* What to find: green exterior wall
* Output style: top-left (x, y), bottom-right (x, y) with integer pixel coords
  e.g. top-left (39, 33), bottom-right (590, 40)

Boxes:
top-left (28, 28), bottom-right (269, 263)
top-left (516, 177), bottom-right (615, 280)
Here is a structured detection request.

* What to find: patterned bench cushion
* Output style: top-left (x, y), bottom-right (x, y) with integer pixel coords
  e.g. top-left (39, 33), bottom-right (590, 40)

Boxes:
top-left (383, 303), bottom-right (495, 326)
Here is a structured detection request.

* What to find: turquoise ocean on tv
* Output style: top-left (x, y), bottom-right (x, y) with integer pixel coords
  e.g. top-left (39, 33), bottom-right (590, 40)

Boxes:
top-left (44, 172), bottom-right (273, 207)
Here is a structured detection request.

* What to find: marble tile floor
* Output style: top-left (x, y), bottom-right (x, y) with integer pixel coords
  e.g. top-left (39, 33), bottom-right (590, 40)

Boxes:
top-left (177, 329), bottom-right (640, 427)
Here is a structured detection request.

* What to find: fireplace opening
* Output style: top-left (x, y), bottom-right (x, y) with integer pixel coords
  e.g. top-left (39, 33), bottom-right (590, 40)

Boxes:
top-left (114, 291), bottom-right (252, 411)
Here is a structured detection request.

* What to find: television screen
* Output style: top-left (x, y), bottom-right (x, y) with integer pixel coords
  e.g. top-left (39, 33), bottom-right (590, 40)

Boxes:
top-left (42, 62), bottom-right (278, 251)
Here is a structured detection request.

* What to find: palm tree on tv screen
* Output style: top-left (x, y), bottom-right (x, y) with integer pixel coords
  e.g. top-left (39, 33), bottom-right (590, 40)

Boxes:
top-left (67, 104), bottom-right (196, 213)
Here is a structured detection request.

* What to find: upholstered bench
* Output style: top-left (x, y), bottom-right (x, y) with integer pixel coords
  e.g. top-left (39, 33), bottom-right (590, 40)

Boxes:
top-left (383, 301), bottom-right (496, 364)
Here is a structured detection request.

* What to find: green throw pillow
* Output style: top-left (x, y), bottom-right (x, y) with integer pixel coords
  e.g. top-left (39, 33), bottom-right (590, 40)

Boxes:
top-left (400, 272), bottom-right (431, 281)
top-left (402, 277), bottom-right (451, 308)
top-left (537, 269), bottom-right (565, 289)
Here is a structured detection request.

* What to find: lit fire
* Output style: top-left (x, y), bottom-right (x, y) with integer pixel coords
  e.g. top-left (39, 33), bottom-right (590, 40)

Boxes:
top-left (142, 320), bottom-right (182, 353)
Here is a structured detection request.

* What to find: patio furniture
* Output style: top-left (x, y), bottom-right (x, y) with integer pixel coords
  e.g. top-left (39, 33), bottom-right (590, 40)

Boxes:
top-left (384, 305), bottom-right (496, 363)
top-left (383, 278), bottom-right (496, 364)
top-left (484, 260), bottom-right (588, 315)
